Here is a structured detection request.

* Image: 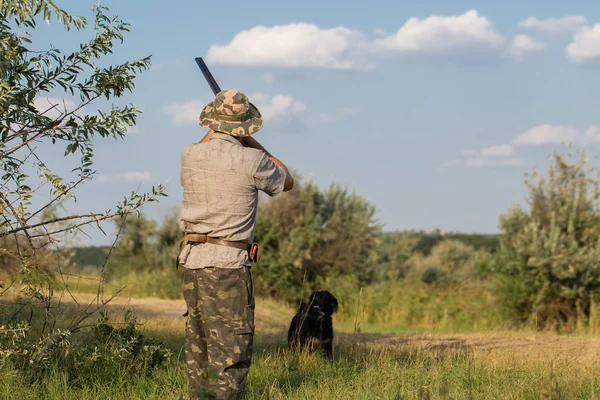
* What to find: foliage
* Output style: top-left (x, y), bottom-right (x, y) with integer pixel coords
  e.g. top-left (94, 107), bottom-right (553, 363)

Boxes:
top-left (254, 179), bottom-right (382, 303)
top-left (0, 310), bottom-right (171, 384)
top-left (69, 245), bottom-right (110, 274)
top-left (104, 208), bottom-right (182, 298)
top-left (405, 239), bottom-right (489, 285)
top-left (375, 230), bottom-right (421, 279)
top-left (492, 148), bottom-right (600, 328)
top-left (373, 230), bottom-right (494, 286)
top-left (2, 303), bottom-right (598, 399)
top-left (0, 1), bottom-right (165, 243)
top-left (0, 0), bottom-right (166, 360)
top-left (326, 272), bottom-right (501, 332)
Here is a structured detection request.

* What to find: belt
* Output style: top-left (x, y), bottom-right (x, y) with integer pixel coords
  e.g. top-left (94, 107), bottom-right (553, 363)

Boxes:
top-left (182, 233), bottom-right (251, 252)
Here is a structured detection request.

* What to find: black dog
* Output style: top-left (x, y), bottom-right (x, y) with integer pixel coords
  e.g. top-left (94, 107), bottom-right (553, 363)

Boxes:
top-left (287, 290), bottom-right (338, 359)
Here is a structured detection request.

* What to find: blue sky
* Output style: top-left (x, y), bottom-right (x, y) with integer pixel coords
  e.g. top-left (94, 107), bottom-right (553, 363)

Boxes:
top-left (27, 0), bottom-right (600, 244)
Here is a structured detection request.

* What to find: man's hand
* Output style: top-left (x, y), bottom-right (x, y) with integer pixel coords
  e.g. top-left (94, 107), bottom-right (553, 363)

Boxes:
top-left (242, 136), bottom-right (294, 192)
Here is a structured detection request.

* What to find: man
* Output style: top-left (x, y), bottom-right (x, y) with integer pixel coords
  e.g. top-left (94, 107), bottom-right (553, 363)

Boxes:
top-left (178, 89), bottom-right (293, 400)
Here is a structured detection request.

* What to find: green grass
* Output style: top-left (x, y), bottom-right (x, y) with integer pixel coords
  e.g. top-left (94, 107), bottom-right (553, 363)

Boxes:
top-left (3, 282), bottom-right (600, 399)
top-left (2, 329), bottom-right (599, 400)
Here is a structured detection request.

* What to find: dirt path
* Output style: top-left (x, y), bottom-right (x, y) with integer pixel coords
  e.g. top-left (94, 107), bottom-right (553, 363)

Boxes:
top-left (68, 292), bottom-right (294, 334)
top-left (67, 293), bottom-right (600, 364)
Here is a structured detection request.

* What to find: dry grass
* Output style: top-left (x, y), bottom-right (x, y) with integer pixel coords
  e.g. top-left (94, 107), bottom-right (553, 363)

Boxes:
top-left (56, 291), bottom-right (600, 369)
top-left (4, 282), bottom-right (600, 398)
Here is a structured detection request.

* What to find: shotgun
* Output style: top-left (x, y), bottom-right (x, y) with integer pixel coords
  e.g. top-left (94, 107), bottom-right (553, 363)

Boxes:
top-left (195, 57), bottom-right (221, 96)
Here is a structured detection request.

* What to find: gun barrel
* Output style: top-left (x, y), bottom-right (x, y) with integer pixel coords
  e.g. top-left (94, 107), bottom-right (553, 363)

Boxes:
top-left (195, 57), bottom-right (221, 96)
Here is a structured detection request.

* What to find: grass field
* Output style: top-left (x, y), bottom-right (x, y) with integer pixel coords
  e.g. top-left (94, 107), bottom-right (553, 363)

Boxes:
top-left (3, 286), bottom-right (600, 400)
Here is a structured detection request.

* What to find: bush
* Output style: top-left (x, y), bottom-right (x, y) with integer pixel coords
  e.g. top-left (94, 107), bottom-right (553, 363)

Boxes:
top-left (492, 149), bottom-right (600, 329)
top-left (254, 179), bottom-right (382, 303)
top-left (0, 310), bottom-right (171, 384)
top-left (403, 239), bottom-right (485, 285)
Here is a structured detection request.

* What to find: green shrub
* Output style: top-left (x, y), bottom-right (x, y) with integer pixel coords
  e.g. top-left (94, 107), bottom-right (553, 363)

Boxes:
top-left (492, 148), bottom-right (600, 329)
top-left (0, 310), bottom-right (171, 385)
top-left (254, 179), bottom-right (381, 304)
top-left (402, 239), bottom-right (486, 285)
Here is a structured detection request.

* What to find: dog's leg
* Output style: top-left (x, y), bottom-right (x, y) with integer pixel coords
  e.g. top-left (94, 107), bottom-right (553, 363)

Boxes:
top-left (322, 338), bottom-right (333, 360)
top-left (320, 318), bottom-right (334, 360)
top-left (300, 334), bottom-right (311, 352)
top-left (287, 316), bottom-right (299, 350)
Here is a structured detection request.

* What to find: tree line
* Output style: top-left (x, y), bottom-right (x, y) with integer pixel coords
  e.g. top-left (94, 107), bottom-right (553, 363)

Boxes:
top-left (81, 148), bottom-right (600, 330)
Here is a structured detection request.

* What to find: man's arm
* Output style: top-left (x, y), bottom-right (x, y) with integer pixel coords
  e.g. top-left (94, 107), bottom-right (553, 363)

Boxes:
top-left (243, 136), bottom-right (294, 191)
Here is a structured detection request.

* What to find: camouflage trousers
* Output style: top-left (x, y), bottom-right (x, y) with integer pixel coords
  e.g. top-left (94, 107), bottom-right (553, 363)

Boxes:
top-left (182, 266), bottom-right (255, 400)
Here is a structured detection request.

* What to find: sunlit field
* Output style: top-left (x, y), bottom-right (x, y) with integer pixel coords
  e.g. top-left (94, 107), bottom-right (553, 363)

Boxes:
top-left (3, 282), bottom-right (600, 400)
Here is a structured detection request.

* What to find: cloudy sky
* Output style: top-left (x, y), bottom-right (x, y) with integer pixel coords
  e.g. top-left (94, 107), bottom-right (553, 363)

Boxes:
top-left (30, 0), bottom-right (600, 244)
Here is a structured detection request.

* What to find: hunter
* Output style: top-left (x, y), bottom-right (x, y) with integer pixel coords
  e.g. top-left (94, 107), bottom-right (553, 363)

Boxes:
top-left (178, 89), bottom-right (294, 399)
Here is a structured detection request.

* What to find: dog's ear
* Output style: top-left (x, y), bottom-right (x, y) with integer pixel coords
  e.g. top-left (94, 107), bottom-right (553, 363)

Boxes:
top-left (329, 292), bottom-right (338, 314)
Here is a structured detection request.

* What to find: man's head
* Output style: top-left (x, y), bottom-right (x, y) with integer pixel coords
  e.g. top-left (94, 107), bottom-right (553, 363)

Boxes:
top-left (199, 89), bottom-right (263, 137)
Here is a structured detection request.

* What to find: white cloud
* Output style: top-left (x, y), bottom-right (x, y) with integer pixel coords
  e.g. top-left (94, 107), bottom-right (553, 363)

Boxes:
top-left (583, 126), bottom-right (600, 144)
top-left (519, 16), bottom-right (587, 34)
top-left (464, 158), bottom-right (526, 167)
top-left (206, 23), bottom-right (370, 70)
top-left (251, 93), bottom-right (306, 121)
top-left (307, 107), bottom-right (361, 124)
top-left (513, 124), bottom-right (579, 146)
top-left (445, 157), bottom-right (525, 168)
top-left (566, 24), bottom-right (600, 64)
top-left (205, 11), bottom-right (507, 69)
top-left (509, 35), bottom-right (546, 59)
top-left (33, 97), bottom-right (78, 119)
top-left (95, 171), bottom-right (152, 184)
top-left (451, 123), bottom-right (600, 170)
top-left (249, 92), bottom-right (271, 103)
top-left (480, 144), bottom-right (516, 157)
top-left (370, 10), bottom-right (504, 55)
top-left (449, 144), bottom-right (522, 168)
top-left (373, 28), bottom-right (388, 37)
top-left (162, 99), bottom-right (206, 126)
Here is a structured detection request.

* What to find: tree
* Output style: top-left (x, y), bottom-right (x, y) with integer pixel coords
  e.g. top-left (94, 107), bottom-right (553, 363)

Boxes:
top-left (0, 1), bottom-right (165, 338)
top-left (104, 209), bottom-right (182, 299)
top-left (493, 148), bottom-right (600, 329)
top-left (376, 231), bottom-right (421, 279)
top-left (254, 178), bottom-right (382, 303)
top-left (404, 239), bottom-right (482, 285)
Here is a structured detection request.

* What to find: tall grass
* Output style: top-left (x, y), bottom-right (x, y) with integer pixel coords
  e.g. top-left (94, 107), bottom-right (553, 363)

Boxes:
top-left (326, 277), bottom-right (503, 334)
top-left (3, 327), bottom-right (600, 399)
top-left (3, 284), bottom-right (600, 398)
top-left (9, 270), bottom-right (600, 337)
top-left (30, 272), bottom-right (600, 336)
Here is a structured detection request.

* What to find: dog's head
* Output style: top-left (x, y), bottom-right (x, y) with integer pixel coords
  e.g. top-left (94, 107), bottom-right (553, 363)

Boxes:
top-left (308, 290), bottom-right (338, 317)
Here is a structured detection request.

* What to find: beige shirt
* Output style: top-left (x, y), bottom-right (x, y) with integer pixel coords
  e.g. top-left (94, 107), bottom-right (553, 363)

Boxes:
top-left (179, 132), bottom-right (286, 269)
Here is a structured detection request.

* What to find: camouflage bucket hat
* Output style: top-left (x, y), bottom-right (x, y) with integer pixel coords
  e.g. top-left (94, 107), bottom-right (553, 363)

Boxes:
top-left (199, 89), bottom-right (263, 137)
